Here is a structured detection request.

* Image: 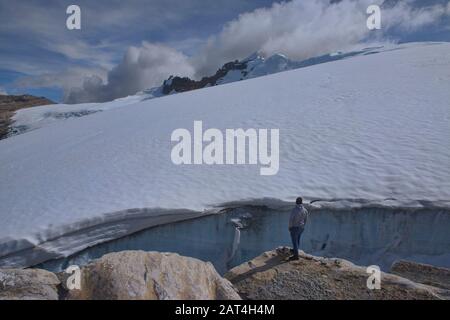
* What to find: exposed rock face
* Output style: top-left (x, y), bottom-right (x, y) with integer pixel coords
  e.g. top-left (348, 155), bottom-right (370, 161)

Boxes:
top-left (162, 60), bottom-right (247, 94)
top-left (65, 251), bottom-right (241, 300)
top-left (0, 268), bottom-right (60, 300)
top-left (225, 247), bottom-right (449, 300)
top-left (0, 94), bottom-right (54, 139)
top-left (391, 260), bottom-right (450, 291)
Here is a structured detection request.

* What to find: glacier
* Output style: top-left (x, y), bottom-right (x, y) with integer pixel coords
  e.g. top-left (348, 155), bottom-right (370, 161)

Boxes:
top-left (7, 45), bottom-right (387, 137)
top-left (0, 42), bottom-right (449, 268)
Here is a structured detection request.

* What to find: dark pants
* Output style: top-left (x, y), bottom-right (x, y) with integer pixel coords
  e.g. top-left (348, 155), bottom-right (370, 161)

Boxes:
top-left (289, 226), bottom-right (304, 257)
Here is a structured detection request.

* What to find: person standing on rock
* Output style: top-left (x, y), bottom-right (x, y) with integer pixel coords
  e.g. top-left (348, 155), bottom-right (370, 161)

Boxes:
top-left (288, 197), bottom-right (308, 261)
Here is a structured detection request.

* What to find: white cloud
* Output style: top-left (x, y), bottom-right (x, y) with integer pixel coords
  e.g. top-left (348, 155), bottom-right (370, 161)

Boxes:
top-left (0, 87), bottom-right (7, 95)
top-left (65, 42), bottom-right (195, 103)
top-left (193, 0), bottom-right (450, 76)
top-left (382, 1), bottom-right (450, 31)
top-left (193, 0), bottom-right (370, 76)
top-left (47, 40), bottom-right (117, 71)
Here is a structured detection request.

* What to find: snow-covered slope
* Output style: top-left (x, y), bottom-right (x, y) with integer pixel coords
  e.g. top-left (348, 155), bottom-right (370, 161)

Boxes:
top-left (9, 92), bottom-right (151, 135)
top-left (1, 42), bottom-right (450, 266)
top-left (8, 46), bottom-right (384, 136)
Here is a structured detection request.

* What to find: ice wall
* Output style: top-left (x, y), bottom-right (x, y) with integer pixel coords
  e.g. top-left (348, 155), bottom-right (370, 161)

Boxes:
top-left (303, 207), bottom-right (450, 270)
top-left (35, 205), bottom-right (450, 274)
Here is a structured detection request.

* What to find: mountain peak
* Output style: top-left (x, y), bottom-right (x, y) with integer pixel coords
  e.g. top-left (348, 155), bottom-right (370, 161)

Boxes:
top-left (160, 52), bottom-right (294, 94)
top-left (150, 46), bottom-right (388, 99)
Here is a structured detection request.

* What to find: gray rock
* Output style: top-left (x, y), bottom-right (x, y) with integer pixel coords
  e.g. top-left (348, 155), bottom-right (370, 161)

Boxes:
top-left (65, 250), bottom-right (241, 300)
top-left (0, 268), bottom-right (60, 300)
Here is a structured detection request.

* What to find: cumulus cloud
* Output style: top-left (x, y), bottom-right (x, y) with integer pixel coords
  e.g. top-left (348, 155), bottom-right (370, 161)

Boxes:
top-left (65, 42), bottom-right (195, 103)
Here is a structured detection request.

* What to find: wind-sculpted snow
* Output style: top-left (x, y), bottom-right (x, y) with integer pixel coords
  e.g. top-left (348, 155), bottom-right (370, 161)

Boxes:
top-left (0, 42), bottom-right (449, 265)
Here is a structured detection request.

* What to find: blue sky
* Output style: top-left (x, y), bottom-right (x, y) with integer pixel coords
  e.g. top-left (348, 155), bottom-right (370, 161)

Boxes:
top-left (0, 0), bottom-right (449, 103)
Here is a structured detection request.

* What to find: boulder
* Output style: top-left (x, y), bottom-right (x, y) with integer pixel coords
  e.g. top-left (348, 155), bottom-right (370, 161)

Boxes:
top-left (225, 247), bottom-right (449, 300)
top-left (65, 250), bottom-right (240, 300)
top-left (0, 268), bottom-right (60, 300)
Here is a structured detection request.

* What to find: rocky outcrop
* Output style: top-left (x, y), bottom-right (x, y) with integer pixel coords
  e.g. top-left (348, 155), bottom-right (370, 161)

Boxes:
top-left (0, 268), bottom-right (60, 300)
top-left (225, 247), bottom-right (450, 300)
top-left (391, 260), bottom-right (450, 291)
top-left (162, 60), bottom-right (247, 94)
top-left (0, 94), bottom-right (54, 139)
top-left (64, 251), bottom-right (240, 300)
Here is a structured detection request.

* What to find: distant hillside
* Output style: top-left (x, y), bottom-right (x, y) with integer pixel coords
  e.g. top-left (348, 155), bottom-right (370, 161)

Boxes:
top-left (0, 94), bottom-right (54, 139)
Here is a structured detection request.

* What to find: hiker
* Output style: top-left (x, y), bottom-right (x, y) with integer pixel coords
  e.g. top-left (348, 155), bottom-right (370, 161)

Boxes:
top-left (288, 197), bottom-right (308, 261)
